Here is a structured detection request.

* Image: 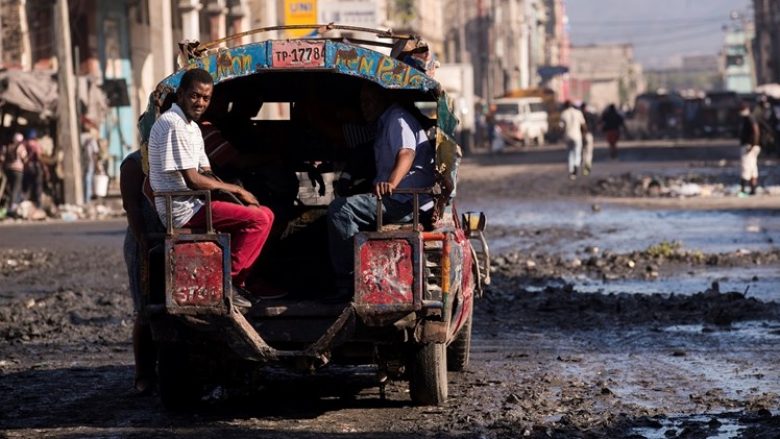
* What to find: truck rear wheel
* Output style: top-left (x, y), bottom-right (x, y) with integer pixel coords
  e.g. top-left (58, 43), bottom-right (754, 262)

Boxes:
top-left (157, 343), bottom-right (200, 410)
top-left (447, 304), bottom-right (473, 371)
top-left (408, 342), bottom-right (448, 405)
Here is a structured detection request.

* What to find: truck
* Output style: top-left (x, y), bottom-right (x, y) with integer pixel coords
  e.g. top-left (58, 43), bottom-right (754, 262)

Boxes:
top-left (137, 26), bottom-right (491, 409)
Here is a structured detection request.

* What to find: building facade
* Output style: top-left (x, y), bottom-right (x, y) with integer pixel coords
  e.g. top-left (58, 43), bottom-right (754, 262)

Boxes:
top-left (753, 0), bottom-right (780, 85)
top-left (568, 43), bottom-right (644, 110)
top-left (722, 22), bottom-right (756, 93)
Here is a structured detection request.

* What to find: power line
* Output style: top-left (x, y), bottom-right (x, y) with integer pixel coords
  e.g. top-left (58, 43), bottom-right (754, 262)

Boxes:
top-left (573, 20), bottom-right (722, 39)
top-left (569, 15), bottom-right (727, 26)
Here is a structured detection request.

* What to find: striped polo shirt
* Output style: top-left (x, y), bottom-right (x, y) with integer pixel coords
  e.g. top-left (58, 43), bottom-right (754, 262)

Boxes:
top-left (148, 103), bottom-right (210, 228)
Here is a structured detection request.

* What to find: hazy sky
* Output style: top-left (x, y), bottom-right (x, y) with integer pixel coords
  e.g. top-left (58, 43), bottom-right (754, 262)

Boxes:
top-left (566, 0), bottom-right (752, 69)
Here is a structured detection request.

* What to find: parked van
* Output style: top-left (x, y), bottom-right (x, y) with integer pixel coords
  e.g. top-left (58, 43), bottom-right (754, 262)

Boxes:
top-left (493, 97), bottom-right (548, 146)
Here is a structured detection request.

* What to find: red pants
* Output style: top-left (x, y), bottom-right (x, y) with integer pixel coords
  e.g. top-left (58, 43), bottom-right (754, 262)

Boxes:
top-left (186, 201), bottom-right (274, 286)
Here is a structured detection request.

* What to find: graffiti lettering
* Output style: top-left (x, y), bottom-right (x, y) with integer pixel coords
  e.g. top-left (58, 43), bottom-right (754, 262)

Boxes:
top-left (216, 51), bottom-right (253, 79)
top-left (334, 47), bottom-right (427, 89)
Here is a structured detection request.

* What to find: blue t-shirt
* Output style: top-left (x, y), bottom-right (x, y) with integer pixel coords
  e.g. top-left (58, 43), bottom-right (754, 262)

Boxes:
top-left (373, 104), bottom-right (435, 205)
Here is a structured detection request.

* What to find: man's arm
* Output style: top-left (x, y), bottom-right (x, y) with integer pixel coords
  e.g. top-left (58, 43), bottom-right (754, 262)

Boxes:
top-left (579, 112), bottom-right (589, 134)
top-left (179, 168), bottom-right (259, 206)
top-left (120, 159), bottom-right (149, 246)
top-left (752, 121), bottom-right (760, 146)
top-left (375, 148), bottom-right (415, 197)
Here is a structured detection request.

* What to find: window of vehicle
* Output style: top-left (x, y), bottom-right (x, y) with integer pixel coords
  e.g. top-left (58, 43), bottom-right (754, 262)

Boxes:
top-left (530, 102), bottom-right (546, 113)
top-left (495, 103), bottom-right (519, 115)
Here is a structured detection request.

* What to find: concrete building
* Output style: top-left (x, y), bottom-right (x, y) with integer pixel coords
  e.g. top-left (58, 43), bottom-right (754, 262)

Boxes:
top-left (540, 0), bottom-right (569, 100)
top-left (722, 22), bottom-right (756, 93)
top-left (568, 43), bottom-right (644, 110)
top-left (644, 55), bottom-right (723, 93)
top-left (0, 0), bottom-right (266, 193)
top-left (441, 0), bottom-right (552, 100)
top-left (753, 0), bottom-right (780, 85)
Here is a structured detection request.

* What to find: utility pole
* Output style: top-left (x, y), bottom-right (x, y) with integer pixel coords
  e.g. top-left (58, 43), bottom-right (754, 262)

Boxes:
top-left (486, 0), bottom-right (495, 104)
top-left (54, 0), bottom-right (83, 205)
top-left (458, 0), bottom-right (468, 64)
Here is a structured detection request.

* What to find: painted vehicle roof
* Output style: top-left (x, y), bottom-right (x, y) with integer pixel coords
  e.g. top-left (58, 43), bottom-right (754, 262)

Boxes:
top-left (137, 38), bottom-right (463, 206)
top-left (161, 40), bottom-right (440, 93)
top-left (140, 39), bottom-right (459, 141)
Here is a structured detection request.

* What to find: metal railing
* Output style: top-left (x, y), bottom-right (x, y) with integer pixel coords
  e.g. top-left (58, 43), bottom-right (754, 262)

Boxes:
top-left (374, 187), bottom-right (434, 231)
top-left (154, 190), bottom-right (214, 236)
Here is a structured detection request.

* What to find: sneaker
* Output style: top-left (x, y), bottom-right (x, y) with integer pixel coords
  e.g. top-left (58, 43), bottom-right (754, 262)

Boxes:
top-left (583, 167), bottom-right (591, 176)
top-left (569, 173), bottom-right (577, 181)
top-left (243, 279), bottom-right (288, 300)
top-left (231, 291), bottom-right (253, 308)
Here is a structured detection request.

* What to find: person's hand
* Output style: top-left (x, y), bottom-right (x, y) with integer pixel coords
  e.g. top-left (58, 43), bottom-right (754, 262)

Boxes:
top-left (374, 181), bottom-right (396, 198)
top-left (236, 188), bottom-right (259, 206)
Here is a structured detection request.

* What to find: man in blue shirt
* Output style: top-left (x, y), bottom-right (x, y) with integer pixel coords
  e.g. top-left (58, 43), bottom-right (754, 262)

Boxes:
top-left (327, 82), bottom-right (435, 294)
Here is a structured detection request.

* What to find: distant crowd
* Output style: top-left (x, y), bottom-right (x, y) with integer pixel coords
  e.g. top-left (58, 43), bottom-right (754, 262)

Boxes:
top-left (0, 122), bottom-right (107, 219)
top-left (0, 129), bottom-right (49, 217)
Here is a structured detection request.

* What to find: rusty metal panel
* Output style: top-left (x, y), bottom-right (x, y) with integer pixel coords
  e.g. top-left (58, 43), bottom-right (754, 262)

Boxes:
top-left (171, 242), bottom-right (223, 306)
top-left (358, 240), bottom-right (414, 304)
top-left (165, 233), bottom-right (230, 315)
top-left (354, 232), bottom-right (423, 320)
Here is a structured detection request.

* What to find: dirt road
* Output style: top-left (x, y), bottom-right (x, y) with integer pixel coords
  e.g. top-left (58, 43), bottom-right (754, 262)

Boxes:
top-left (1, 140), bottom-right (779, 438)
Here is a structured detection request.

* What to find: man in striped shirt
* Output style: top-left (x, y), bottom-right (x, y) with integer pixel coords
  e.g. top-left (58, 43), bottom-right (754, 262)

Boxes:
top-left (147, 68), bottom-right (277, 307)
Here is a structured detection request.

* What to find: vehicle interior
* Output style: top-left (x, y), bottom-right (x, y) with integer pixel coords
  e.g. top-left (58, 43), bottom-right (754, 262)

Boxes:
top-left (192, 71), bottom-right (441, 298)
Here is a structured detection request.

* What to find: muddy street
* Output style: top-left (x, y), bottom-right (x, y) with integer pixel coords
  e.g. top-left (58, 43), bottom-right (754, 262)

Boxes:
top-left (1, 140), bottom-right (779, 438)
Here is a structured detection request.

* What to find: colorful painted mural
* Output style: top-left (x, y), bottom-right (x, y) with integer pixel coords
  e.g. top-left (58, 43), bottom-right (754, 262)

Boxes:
top-left (140, 40), bottom-right (453, 144)
top-left (328, 42), bottom-right (438, 91)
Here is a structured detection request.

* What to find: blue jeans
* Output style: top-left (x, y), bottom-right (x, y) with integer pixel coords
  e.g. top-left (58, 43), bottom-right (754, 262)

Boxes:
top-left (327, 193), bottom-right (413, 276)
top-left (4, 169), bottom-right (23, 208)
top-left (567, 137), bottom-right (583, 174)
top-left (85, 167), bottom-right (94, 202)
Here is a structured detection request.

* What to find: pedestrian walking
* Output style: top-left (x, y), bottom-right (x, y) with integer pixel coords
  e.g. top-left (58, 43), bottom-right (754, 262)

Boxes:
top-left (560, 101), bottom-right (587, 179)
top-left (2, 132), bottom-right (27, 212)
top-left (80, 122), bottom-right (102, 202)
top-left (601, 104), bottom-right (625, 159)
top-left (23, 129), bottom-right (45, 208)
top-left (580, 102), bottom-right (597, 175)
top-left (753, 95), bottom-right (776, 156)
top-left (738, 102), bottom-right (761, 196)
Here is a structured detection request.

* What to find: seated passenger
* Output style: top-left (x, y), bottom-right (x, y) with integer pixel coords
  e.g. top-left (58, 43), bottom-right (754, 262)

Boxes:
top-left (327, 82), bottom-right (435, 296)
top-left (146, 68), bottom-right (278, 307)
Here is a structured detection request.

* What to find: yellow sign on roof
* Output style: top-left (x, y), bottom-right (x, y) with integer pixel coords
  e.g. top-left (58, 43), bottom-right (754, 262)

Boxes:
top-left (283, 0), bottom-right (317, 38)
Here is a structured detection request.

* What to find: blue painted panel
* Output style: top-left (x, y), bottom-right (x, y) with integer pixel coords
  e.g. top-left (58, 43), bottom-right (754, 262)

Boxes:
top-left (162, 42), bottom-right (270, 89)
top-left (141, 40), bottom-right (460, 143)
top-left (325, 41), bottom-right (439, 91)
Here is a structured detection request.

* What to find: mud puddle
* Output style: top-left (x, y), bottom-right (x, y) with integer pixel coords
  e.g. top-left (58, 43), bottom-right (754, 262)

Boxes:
top-left (470, 198), bottom-right (779, 255)
top-left (569, 265), bottom-right (780, 302)
top-left (629, 414), bottom-right (745, 439)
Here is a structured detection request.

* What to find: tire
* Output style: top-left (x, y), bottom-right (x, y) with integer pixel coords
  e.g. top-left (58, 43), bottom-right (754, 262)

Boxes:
top-left (447, 304), bottom-right (473, 372)
top-left (157, 343), bottom-right (200, 410)
top-left (408, 342), bottom-right (448, 405)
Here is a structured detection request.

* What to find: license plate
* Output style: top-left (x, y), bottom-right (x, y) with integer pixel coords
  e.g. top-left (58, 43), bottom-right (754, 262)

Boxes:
top-left (271, 41), bottom-right (326, 68)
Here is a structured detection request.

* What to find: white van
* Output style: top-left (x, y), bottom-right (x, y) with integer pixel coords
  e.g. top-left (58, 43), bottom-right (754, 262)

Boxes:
top-left (493, 97), bottom-right (549, 146)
